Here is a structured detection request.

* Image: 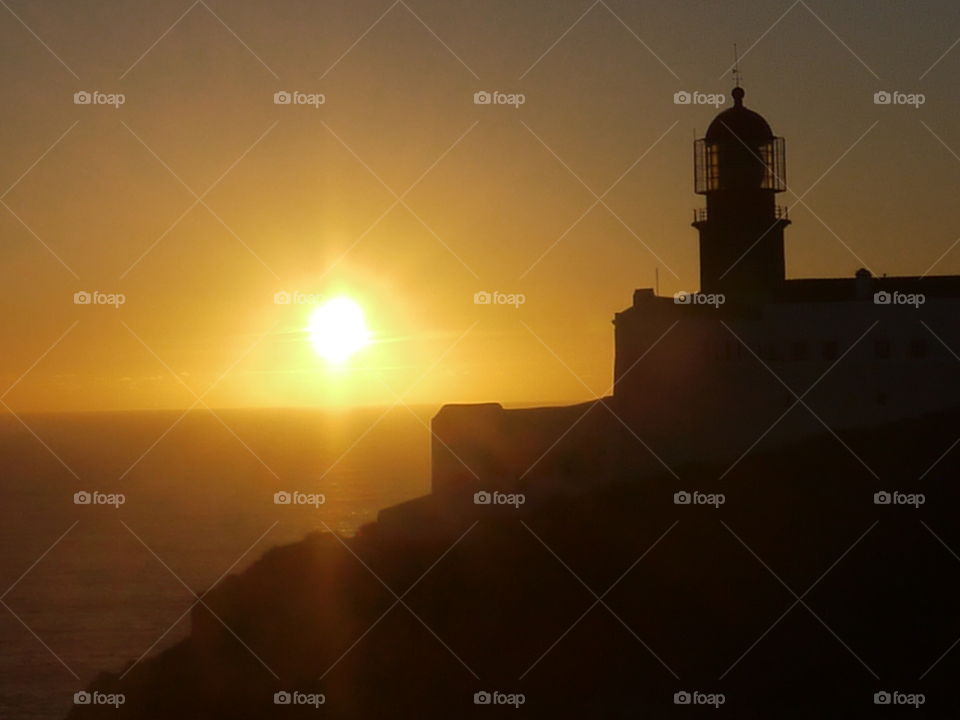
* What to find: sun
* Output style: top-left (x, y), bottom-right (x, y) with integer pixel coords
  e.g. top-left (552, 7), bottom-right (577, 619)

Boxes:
top-left (307, 297), bottom-right (372, 364)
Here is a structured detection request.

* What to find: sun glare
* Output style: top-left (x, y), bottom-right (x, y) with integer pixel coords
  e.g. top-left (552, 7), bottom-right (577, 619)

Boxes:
top-left (307, 297), bottom-right (372, 364)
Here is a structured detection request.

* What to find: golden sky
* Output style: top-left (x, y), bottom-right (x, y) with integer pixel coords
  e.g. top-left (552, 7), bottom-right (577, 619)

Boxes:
top-left (2, 0), bottom-right (960, 412)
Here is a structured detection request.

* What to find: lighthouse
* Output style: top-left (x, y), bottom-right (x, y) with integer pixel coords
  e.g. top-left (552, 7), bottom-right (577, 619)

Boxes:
top-left (429, 80), bottom-right (960, 504)
top-left (693, 86), bottom-right (789, 301)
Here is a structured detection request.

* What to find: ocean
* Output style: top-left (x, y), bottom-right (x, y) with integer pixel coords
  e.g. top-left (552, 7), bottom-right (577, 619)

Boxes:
top-left (0, 406), bottom-right (434, 719)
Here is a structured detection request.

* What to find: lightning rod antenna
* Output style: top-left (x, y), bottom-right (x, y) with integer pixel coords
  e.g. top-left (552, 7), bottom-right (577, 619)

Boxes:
top-left (732, 43), bottom-right (741, 88)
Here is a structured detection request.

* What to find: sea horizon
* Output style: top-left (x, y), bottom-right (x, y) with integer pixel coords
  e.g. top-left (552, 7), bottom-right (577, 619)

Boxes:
top-left (0, 405), bottom-right (434, 719)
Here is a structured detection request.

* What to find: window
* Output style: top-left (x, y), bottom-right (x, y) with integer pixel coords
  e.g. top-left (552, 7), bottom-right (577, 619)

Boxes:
top-left (707, 144), bottom-right (720, 190)
top-left (874, 339), bottom-right (891, 359)
top-left (909, 339), bottom-right (927, 359)
top-left (822, 340), bottom-right (839, 361)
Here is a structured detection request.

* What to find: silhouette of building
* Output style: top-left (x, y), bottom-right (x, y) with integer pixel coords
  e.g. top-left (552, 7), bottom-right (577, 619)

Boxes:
top-left (430, 88), bottom-right (960, 501)
top-left (693, 85), bottom-right (789, 302)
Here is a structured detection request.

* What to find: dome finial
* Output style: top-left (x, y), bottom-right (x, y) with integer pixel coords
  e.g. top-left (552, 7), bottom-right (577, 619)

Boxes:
top-left (732, 86), bottom-right (745, 107)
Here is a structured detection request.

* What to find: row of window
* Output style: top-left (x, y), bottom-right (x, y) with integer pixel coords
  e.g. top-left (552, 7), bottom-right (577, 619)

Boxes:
top-left (712, 338), bottom-right (933, 362)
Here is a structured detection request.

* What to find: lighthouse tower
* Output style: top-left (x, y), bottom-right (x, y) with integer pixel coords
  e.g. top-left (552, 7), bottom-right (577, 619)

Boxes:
top-left (693, 86), bottom-right (789, 301)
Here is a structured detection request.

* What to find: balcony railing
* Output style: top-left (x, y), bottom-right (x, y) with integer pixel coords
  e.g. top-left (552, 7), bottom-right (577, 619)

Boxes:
top-left (692, 205), bottom-right (790, 224)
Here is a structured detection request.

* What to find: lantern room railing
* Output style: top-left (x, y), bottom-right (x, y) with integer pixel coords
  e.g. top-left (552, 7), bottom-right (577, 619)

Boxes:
top-left (692, 205), bottom-right (789, 224)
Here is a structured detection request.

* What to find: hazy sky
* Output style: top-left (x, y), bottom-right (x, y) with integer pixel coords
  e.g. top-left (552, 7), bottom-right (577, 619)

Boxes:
top-left (2, 0), bottom-right (960, 412)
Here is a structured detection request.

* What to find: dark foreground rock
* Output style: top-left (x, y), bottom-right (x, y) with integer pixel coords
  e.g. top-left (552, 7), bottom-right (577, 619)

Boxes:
top-left (68, 408), bottom-right (960, 718)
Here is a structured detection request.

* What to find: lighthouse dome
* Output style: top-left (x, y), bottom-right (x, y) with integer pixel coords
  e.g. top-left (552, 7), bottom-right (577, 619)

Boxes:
top-left (705, 87), bottom-right (774, 144)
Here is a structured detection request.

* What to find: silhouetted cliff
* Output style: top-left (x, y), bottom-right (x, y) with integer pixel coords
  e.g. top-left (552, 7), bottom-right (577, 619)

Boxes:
top-left (67, 407), bottom-right (960, 718)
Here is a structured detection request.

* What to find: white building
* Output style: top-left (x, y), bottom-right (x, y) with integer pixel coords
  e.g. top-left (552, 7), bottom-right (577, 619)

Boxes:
top-left (431, 87), bottom-right (960, 498)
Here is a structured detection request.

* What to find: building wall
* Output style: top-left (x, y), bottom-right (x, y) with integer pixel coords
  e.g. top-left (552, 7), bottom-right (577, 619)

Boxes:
top-left (431, 289), bottom-right (960, 498)
top-left (431, 402), bottom-right (603, 498)
top-left (612, 289), bottom-right (960, 468)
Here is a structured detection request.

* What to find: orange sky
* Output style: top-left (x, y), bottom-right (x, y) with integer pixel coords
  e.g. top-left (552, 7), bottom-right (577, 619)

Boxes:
top-left (2, 0), bottom-right (960, 412)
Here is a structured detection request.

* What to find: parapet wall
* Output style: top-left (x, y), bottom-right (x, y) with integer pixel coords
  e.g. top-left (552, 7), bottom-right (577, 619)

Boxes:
top-left (430, 401), bottom-right (609, 499)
